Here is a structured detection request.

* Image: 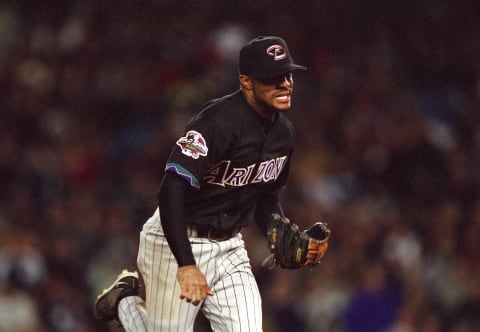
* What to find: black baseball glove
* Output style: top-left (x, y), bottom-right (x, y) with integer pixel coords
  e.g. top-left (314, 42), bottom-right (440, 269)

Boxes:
top-left (263, 214), bottom-right (331, 269)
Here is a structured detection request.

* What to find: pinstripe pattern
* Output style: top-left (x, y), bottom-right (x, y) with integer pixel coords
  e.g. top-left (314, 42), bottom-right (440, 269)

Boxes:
top-left (203, 244), bottom-right (262, 331)
top-left (118, 296), bottom-right (148, 332)
top-left (135, 208), bottom-right (263, 331)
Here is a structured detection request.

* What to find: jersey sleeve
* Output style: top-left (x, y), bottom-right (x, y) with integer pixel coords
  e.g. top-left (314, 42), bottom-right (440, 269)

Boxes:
top-left (165, 115), bottom-right (230, 188)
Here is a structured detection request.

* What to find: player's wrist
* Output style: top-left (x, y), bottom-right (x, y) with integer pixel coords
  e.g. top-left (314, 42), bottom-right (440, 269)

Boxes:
top-left (177, 257), bottom-right (196, 267)
top-left (177, 264), bottom-right (197, 270)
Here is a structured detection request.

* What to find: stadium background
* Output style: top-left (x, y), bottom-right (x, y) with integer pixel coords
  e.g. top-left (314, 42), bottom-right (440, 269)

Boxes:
top-left (1, 1), bottom-right (480, 331)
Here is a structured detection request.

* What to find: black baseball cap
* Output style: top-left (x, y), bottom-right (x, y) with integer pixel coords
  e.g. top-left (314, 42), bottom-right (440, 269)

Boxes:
top-left (239, 36), bottom-right (307, 79)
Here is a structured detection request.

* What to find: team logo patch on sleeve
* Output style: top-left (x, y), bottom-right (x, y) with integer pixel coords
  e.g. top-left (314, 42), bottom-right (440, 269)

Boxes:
top-left (176, 130), bottom-right (208, 159)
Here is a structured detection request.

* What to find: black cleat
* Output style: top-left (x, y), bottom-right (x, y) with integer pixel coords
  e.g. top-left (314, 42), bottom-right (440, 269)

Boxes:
top-left (93, 270), bottom-right (139, 322)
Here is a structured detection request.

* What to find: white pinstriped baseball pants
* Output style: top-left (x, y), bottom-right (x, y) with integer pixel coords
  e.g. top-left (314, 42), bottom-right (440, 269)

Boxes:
top-left (124, 208), bottom-right (263, 331)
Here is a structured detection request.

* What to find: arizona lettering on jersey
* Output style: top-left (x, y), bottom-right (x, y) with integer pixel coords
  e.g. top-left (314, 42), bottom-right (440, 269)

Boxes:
top-left (204, 156), bottom-right (288, 187)
top-left (164, 90), bottom-right (294, 225)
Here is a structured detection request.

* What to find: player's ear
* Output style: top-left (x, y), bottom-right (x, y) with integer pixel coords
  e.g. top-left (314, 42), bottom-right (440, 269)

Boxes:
top-left (239, 75), bottom-right (253, 90)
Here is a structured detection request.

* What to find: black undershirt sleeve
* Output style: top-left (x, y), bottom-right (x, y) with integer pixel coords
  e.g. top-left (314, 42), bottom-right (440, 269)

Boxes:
top-left (157, 172), bottom-right (196, 267)
top-left (254, 190), bottom-right (284, 236)
top-left (254, 155), bottom-right (290, 236)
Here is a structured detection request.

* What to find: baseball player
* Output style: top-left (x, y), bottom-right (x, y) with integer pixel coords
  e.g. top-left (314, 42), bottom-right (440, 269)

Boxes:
top-left (93, 36), bottom-right (330, 331)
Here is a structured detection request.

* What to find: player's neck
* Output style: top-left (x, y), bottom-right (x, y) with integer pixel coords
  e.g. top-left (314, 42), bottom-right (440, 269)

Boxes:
top-left (253, 107), bottom-right (276, 122)
top-left (241, 90), bottom-right (276, 122)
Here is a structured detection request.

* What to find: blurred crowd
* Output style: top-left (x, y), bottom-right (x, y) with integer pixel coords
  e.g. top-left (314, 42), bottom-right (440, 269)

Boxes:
top-left (1, 0), bottom-right (480, 331)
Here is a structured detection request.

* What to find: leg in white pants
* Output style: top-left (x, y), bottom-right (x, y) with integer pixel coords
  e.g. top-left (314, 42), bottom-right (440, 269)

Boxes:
top-left (202, 243), bottom-right (262, 331)
top-left (118, 296), bottom-right (148, 332)
top-left (131, 209), bottom-right (263, 332)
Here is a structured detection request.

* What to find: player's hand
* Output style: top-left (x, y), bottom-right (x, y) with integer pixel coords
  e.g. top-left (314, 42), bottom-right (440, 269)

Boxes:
top-left (177, 265), bottom-right (214, 306)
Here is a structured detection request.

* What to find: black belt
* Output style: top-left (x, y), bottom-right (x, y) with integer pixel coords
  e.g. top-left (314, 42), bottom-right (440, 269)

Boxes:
top-left (188, 225), bottom-right (240, 241)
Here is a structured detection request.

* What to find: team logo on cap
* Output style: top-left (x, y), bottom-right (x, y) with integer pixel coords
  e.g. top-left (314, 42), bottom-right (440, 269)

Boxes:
top-left (266, 44), bottom-right (287, 61)
top-left (176, 130), bottom-right (208, 159)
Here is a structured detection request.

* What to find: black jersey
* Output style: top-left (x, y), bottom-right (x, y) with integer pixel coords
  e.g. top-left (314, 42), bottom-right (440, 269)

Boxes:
top-left (165, 89), bottom-right (295, 230)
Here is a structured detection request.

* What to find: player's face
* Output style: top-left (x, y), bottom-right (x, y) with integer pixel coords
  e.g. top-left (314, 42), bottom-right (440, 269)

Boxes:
top-left (251, 72), bottom-right (294, 112)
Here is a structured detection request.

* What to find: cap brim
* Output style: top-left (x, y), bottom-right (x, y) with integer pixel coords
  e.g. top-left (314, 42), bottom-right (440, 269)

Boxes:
top-left (251, 63), bottom-right (307, 79)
